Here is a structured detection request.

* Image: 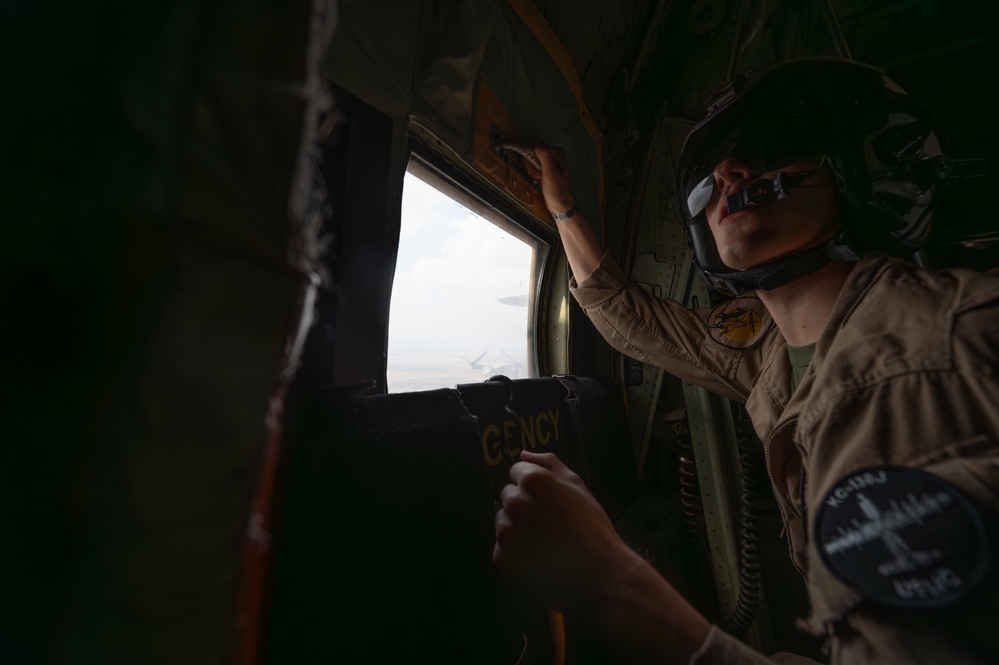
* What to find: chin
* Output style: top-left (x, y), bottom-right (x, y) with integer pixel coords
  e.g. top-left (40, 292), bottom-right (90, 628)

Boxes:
top-left (718, 246), bottom-right (764, 271)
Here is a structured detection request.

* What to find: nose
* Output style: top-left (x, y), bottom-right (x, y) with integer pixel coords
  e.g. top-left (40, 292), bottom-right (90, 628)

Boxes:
top-left (713, 157), bottom-right (755, 193)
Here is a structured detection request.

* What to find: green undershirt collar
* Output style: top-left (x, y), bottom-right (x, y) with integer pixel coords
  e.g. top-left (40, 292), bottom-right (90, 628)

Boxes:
top-left (788, 342), bottom-right (817, 393)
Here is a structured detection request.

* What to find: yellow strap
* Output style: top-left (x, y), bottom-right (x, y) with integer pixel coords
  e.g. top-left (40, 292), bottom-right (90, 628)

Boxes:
top-left (503, 0), bottom-right (606, 240)
top-left (472, 81), bottom-right (554, 227)
top-left (549, 610), bottom-right (566, 665)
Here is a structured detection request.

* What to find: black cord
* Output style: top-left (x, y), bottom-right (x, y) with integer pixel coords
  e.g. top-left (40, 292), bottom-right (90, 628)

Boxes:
top-left (723, 428), bottom-right (764, 637)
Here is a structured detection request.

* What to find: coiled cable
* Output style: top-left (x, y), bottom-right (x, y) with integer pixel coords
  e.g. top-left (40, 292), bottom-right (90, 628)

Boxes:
top-left (678, 437), bottom-right (701, 534)
top-left (677, 433), bottom-right (709, 608)
top-left (723, 433), bottom-right (763, 636)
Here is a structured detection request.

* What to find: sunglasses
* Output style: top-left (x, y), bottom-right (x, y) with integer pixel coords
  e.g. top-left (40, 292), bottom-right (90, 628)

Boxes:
top-left (683, 125), bottom-right (827, 218)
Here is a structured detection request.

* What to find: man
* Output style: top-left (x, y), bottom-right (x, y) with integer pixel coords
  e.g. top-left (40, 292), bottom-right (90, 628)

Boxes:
top-left (493, 58), bottom-right (999, 663)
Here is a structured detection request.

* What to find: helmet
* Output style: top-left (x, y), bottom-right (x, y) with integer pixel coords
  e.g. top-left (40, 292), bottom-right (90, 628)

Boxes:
top-left (677, 58), bottom-right (947, 295)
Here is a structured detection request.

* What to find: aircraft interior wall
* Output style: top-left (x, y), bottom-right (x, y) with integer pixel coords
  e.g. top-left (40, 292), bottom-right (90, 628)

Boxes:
top-left (3, 0), bottom-right (998, 662)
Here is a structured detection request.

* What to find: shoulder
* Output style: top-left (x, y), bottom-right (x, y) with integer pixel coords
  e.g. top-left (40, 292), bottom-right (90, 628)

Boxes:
top-left (841, 258), bottom-right (999, 358)
top-left (800, 258), bottom-right (999, 405)
top-left (876, 260), bottom-right (999, 356)
top-left (863, 258), bottom-right (999, 315)
top-left (936, 266), bottom-right (999, 371)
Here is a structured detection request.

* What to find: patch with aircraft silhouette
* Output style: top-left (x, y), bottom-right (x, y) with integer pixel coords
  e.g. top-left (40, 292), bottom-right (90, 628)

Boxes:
top-left (705, 296), bottom-right (773, 349)
top-left (813, 465), bottom-right (988, 608)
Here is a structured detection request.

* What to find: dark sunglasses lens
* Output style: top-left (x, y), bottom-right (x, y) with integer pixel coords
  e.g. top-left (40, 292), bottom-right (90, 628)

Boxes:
top-left (684, 133), bottom-right (820, 208)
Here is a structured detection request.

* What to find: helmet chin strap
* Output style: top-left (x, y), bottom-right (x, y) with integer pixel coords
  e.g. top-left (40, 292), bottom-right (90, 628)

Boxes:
top-left (701, 240), bottom-right (858, 294)
top-left (702, 166), bottom-right (856, 294)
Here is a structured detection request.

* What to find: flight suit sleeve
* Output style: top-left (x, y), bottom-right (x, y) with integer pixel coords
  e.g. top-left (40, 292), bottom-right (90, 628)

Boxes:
top-left (795, 271), bottom-right (999, 663)
top-left (689, 626), bottom-right (822, 664)
top-left (569, 252), bottom-right (766, 402)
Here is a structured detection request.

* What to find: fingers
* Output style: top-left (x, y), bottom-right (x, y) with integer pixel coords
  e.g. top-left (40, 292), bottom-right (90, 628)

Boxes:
top-left (508, 453), bottom-right (562, 487)
top-left (532, 138), bottom-right (565, 171)
top-left (493, 485), bottom-right (534, 571)
top-left (527, 138), bottom-right (576, 214)
top-left (521, 139), bottom-right (553, 179)
top-left (499, 481), bottom-right (524, 513)
top-left (493, 452), bottom-right (621, 609)
top-left (492, 508), bottom-right (516, 570)
top-left (493, 468), bottom-right (548, 576)
top-left (519, 450), bottom-right (562, 470)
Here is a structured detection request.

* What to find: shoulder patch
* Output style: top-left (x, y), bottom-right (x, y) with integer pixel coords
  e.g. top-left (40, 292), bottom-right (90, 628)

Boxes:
top-left (813, 465), bottom-right (988, 608)
top-left (706, 296), bottom-right (773, 349)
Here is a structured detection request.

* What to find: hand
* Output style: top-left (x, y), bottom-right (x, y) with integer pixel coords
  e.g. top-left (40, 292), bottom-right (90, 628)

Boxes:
top-left (522, 139), bottom-right (578, 216)
top-left (495, 453), bottom-right (712, 663)
top-left (493, 450), bottom-right (631, 609)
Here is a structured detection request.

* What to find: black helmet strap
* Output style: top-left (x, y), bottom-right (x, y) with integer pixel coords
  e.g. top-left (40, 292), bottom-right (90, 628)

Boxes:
top-left (699, 238), bottom-right (859, 294)
top-left (696, 163), bottom-right (852, 294)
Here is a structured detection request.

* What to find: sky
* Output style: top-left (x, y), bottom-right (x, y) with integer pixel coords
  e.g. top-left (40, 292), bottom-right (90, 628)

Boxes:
top-left (386, 170), bottom-right (538, 391)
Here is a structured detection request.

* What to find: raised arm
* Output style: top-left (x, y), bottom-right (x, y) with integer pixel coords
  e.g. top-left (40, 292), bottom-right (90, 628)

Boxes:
top-left (523, 139), bottom-right (603, 280)
top-left (523, 139), bottom-right (766, 402)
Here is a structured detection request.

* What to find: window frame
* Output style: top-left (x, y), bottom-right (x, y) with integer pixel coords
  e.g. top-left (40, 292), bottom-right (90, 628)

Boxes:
top-left (390, 137), bottom-right (556, 385)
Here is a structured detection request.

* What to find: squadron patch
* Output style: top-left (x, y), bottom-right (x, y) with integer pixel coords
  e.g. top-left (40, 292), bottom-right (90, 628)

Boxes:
top-left (706, 296), bottom-right (773, 349)
top-left (813, 465), bottom-right (988, 608)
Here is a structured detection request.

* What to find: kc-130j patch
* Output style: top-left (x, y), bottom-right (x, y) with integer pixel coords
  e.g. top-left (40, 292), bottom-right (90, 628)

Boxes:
top-left (706, 296), bottom-right (774, 349)
top-left (813, 465), bottom-right (988, 608)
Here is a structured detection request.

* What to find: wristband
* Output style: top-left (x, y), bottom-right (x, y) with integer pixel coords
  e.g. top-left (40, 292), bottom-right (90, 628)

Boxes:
top-left (551, 202), bottom-right (580, 221)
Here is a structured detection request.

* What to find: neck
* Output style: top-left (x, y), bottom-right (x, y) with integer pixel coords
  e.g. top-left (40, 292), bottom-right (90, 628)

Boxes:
top-left (757, 260), bottom-right (855, 346)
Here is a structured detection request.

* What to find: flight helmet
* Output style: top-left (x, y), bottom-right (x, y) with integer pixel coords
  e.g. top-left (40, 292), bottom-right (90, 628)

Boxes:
top-left (677, 58), bottom-right (947, 295)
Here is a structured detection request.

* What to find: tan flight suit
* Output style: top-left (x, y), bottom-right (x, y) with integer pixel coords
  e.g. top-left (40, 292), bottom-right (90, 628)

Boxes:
top-left (570, 252), bottom-right (999, 664)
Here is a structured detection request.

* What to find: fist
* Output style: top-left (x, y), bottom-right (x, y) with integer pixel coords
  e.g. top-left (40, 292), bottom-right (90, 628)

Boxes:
top-left (522, 139), bottom-right (577, 216)
top-left (493, 451), bottom-right (628, 609)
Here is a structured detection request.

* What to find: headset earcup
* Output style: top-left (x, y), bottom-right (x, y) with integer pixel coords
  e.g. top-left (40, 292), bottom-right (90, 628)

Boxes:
top-left (687, 215), bottom-right (726, 273)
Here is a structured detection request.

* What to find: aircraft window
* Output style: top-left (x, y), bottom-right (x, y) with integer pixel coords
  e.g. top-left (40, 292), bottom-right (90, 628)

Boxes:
top-left (387, 158), bottom-right (547, 392)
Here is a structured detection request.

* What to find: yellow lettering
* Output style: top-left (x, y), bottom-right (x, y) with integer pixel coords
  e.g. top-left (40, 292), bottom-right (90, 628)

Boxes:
top-left (482, 424), bottom-right (503, 467)
top-left (504, 419), bottom-right (521, 457)
top-left (483, 410), bottom-right (561, 461)
top-left (537, 411), bottom-right (550, 445)
top-left (520, 414), bottom-right (536, 450)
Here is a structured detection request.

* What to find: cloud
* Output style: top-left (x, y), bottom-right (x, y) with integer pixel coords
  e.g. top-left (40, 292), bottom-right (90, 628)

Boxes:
top-left (388, 172), bottom-right (538, 366)
top-left (398, 174), bottom-right (466, 237)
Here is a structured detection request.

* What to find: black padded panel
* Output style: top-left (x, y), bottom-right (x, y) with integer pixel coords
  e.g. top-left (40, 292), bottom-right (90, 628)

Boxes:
top-left (558, 375), bottom-right (642, 526)
top-left (268, 376), bottom-right (639, 663)
top-left (268, 388), bottom-right (525, 664)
